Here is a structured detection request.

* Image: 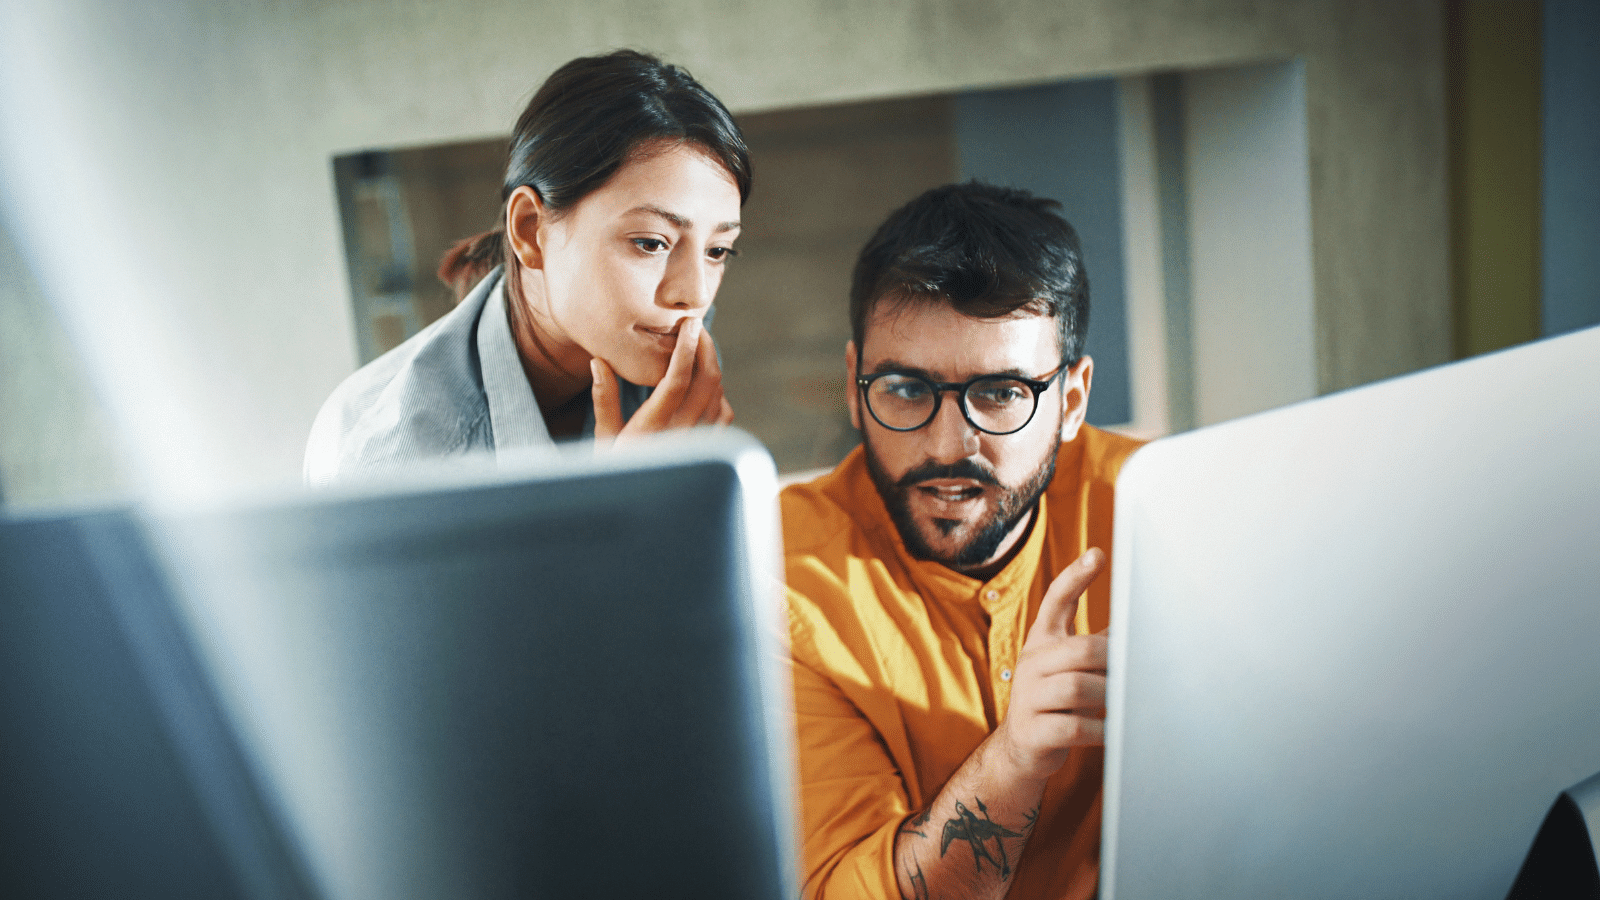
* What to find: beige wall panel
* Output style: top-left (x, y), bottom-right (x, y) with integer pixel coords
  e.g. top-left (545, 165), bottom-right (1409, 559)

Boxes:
top-left (717, 95), bottom-right (956, 472)
top-left (1301, 3), bottom-right (1452, 393)
top-left (1185, 61), bottom-right (1318, 428)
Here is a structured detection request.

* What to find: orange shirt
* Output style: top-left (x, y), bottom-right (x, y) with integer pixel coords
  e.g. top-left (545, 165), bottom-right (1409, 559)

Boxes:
top-left (782, 425), bottom-right (1143, 900)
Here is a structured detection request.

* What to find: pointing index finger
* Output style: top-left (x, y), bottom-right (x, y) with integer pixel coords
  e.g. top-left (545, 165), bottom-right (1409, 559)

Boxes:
top-left (1028, 548), bottom-right (1105, 643)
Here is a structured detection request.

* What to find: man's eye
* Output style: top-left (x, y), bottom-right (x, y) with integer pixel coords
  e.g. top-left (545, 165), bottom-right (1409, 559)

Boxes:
top-left (881, 379), bottom-right (931, 401)
top-left (633, 238), bottom-right (668, 253)
top-left (970, 382), bottom-right (1028, 406)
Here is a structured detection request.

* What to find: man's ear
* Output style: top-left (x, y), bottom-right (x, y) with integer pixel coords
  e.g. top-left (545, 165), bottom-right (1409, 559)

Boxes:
top-left (1060, 355), bottom-right (1093, 442)
top-left (505, 185), bottom-right (547, 270)
top-left (845, 341), bottom-right (862, 432)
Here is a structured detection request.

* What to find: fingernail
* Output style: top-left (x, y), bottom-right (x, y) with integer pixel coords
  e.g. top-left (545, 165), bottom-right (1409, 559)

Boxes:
top-left (589, 358), bottom-right (602, 381)
top-left (683, 316), bottom-right (700, 338)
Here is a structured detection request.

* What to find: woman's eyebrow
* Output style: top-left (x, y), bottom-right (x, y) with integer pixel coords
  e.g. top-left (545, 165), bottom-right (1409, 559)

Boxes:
top-left (627, 204), bottom-right (741, 233)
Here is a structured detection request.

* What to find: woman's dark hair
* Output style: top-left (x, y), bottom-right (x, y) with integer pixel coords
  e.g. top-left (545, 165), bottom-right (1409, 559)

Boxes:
top-left (437, 232), bottom-right (505, 304)
top-left (849, 180), bottom-right (1090, 366)
top-left (438, 49), bottom-right (751, 295)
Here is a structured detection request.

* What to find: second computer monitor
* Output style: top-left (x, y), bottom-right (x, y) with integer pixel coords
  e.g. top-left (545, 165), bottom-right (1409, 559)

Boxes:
top-left (1103, 326), bottom-right (1600, 899)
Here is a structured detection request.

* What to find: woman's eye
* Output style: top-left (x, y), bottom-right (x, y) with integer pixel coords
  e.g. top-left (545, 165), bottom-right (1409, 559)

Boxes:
top-left (633, 238), bottom-right (669, 254)
top-left (707, 246), bottom-right (739, 262)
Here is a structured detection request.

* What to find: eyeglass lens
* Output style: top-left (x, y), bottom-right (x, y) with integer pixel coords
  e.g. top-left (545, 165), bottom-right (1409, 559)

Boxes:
top-left (865, 374), bottom-right (1040, 433)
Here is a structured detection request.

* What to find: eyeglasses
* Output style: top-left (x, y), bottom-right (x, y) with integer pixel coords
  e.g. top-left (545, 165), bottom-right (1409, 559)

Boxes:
top-left (856, 364), bottom-right (1067, 436)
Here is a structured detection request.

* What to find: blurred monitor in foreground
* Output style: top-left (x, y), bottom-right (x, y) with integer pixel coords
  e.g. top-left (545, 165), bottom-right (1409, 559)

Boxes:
top-left (1, 429), bottom-right (796, 900)
top-left (1102, 325), bottom-right (1600, 899)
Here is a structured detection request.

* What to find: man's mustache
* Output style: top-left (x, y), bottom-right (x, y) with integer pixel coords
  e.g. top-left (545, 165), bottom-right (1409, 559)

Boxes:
top-left (896, 458), bottom-right (1000, 489)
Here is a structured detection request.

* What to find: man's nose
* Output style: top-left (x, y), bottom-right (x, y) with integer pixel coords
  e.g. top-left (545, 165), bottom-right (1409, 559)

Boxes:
top-left (924, 391), bottom-right (980, 462)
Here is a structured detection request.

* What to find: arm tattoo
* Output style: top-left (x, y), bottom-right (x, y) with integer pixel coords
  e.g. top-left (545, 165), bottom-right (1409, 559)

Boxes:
top-left (939, 798), bottom-right (1024, 879)
top-left (899, 856), bottom-right (930, 900)
top-left (899, 808), bottom-right (932, 840)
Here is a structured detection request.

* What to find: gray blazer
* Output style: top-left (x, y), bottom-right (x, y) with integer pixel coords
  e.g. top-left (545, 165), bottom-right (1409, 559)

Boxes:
top-left (303, 268), bottom-right (648, 485)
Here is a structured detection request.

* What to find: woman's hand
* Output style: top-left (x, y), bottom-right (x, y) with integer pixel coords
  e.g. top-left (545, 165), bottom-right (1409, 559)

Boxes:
top-left (590, 316), bottom-right (734, 442)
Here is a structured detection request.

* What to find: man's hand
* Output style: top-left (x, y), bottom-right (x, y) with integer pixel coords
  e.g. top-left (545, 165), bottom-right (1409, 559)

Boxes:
top-left (995, 547), bottom-right (1109, 784)
top-left (888, 548), bottom-right (1110, 900)
top-left (591, 316), bottom-right (734, 442)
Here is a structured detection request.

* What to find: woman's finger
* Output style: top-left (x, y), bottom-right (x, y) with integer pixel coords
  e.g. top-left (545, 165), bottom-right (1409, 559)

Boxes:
top-left (672, 321), bottom-right (724, 428)
top-left (639, 317), bottom-right (701, 427)
top-left (590, 358), bottom-right (625, 442)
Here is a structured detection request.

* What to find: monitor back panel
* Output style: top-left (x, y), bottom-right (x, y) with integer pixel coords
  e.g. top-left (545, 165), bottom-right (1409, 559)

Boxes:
top-left (150, 435), bottom-right (793, 900)
top-left (1103, 326), bottom-right (1600, 899)
top-left (0, 510), bottom-right (316, 900)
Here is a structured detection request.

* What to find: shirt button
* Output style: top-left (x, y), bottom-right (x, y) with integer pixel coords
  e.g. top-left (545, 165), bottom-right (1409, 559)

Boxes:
top-left (1000, 668), bottom-right (1013, 682)
top-left (986, 590), bottom-right (999, 601)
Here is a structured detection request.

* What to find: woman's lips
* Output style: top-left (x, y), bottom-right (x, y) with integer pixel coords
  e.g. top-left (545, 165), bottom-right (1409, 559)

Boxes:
top-left (635, 321), bottom-right (682, 351)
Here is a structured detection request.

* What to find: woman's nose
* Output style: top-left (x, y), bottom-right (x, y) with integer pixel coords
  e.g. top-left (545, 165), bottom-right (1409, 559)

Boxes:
top-left (661, 249), bottom-right (714, 310)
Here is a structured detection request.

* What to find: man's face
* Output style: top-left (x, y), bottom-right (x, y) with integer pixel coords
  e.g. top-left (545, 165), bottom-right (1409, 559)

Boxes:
top-left (849, 299), bottom-right (1093, 576)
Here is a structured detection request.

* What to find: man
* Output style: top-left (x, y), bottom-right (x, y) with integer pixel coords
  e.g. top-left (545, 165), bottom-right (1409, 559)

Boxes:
top-left (782, 181), bottom-right (1144, 900)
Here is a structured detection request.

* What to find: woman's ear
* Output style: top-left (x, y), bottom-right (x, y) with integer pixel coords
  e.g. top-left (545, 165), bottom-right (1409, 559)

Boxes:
top-left (505, 185), bottom-right (547, 270)
top-left (1060, 355), bottom-right (1094, 442)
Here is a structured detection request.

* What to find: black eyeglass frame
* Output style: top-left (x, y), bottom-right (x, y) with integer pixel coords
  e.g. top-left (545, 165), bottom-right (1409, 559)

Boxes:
top-left (855, 363), bottom-right (1069, 436)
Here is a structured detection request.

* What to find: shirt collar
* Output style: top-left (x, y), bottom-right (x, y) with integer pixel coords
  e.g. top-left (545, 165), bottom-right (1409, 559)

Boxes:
top-left (475, 271), bottom-right (555, 452)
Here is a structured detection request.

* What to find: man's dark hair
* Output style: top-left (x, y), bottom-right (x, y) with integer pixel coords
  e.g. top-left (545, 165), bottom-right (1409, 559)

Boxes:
top-left (849, 181), bottom-right (1089, 365)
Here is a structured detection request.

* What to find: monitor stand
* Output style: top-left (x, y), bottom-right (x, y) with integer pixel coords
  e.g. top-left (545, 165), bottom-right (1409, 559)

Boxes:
top-left (1507, 769), bottom-right (1600, 899)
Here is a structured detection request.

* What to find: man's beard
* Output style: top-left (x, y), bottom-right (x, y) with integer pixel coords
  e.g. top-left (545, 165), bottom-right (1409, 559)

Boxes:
top-left (864, 431), bottom-right (1060, 573)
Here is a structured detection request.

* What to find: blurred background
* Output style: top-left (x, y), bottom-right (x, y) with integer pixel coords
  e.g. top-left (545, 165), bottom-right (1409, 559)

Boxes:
top-left (2, 0), bottom-right (1596, 503)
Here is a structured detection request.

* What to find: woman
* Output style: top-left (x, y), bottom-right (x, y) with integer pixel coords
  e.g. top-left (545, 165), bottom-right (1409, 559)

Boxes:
top-left (305, 50), bottom-right (748, 485)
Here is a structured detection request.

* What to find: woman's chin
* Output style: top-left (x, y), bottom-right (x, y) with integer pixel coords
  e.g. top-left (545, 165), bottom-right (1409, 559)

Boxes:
top-left (606, 355), bottom-right (669, 389)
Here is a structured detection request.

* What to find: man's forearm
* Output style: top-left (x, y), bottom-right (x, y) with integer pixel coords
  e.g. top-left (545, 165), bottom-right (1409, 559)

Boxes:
top-left (892, 730), bottom-right (1050, 900)
top-left (890, 552), bottom-right (1109, 899)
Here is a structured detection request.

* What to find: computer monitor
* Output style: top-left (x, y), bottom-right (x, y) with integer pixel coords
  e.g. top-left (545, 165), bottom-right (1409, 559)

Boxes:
top-left (2, 429), bottom-right (797, 900)
top-left (1101, 325), bottom-right (1600, 899)
top-left (1, 505), bottom-right (318, 900)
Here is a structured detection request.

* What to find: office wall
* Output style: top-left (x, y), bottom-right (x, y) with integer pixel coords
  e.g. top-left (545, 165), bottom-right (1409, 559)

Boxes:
top-left (1542, 0), bottom-right (1600, 338)
top-left (1185, 61), bottom-right (1317, 428)
top-left (1449, 0), bottom-right (1543, 358)
top-left (0, 220), bottom-right (127, 505)
top-left (0, 0), bottom-right (1449, 499)
top-left (1447, 0), bottom-right (1600, 355)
